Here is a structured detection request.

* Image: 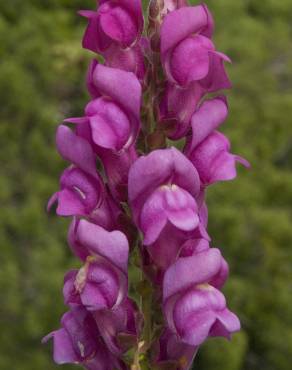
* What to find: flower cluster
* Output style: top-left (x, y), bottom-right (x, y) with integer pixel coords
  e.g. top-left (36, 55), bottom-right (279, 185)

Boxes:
top-left (44, 1), bottom-right (249, 369)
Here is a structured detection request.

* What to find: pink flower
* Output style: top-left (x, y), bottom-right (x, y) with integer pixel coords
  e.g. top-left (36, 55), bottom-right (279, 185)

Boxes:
top-left (163, 248), bottom-right (240, 346)
top-left (48, 167), bottom-right (103, 217)
top-left (66, 63), bottom-right (142, 201)
top-left (48, 125), bottom-right (120, 227)
top-left (80, 0), bottom-right (146, 80)
top-left (128, 147), bottom-right (201, 246)
top-left (161, 5), bottom-right (231, 91)
top-left (80, 0), bottom-right (144, 53)
top-left (187, 131), bottom-right (250, 186)
top-left (64, 221), bottom-right (140, 357)
top-left (69, 63), bottom-right (142, 152)
top-left (44, 2), bottom-right (249, 368)
top-left (63, 220), bottom-right (129, 311)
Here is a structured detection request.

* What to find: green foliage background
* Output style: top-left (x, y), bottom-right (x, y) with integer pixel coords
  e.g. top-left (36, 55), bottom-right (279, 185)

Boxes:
top-left (0, 1), bottom-right (291, 369)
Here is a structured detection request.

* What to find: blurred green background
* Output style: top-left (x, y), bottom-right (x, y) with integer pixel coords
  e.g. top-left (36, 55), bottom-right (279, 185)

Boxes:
top-left (0, 0), bottom-right (292, 369)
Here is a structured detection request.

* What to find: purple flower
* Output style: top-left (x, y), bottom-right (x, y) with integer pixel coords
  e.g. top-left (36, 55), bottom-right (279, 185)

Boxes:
top-left (161, 5), bottom-right (231, 91)
top-left (80, 0), bottom-right (144, 53)
top-left (63, 221), bottom-right (129, 311)
top-left (42, 307), bottom-right (126, 370)
top-left (69, 63), bottom-right (142, 152)
top-left (185, 96), bottom-right (229, 148)
top-left (48, 167), bottom-right (103, 217)
top-left (47, 125), bottom-right (120, 228)
top-left (158, 75), bottom-right (229, 141)
top-left (128, 147), bottom-right (201, 246)
top-left (163, 248), bottom-right (240, 346)
top-left (44, 2), bottom-right (248, 368)
top-left (66, 63), bottom-right (142, 201)
top-left (187, 131), bottom-right (250, 186)
top-left (63, 257), bottom-right (128, 312)
top-left (146, 206), bottom-right (210, 271)
top-left (79, 1), bottom-right (146, 79)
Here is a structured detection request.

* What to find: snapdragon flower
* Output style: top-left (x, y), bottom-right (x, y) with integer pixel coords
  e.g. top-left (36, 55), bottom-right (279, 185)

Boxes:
top-left (44, 1), bottom-right (249, 369)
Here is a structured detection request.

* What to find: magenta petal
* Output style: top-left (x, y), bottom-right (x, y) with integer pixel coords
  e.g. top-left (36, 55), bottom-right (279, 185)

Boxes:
top-left (104, 43), bottom-right (146, 81)
top-left (63, 270), bottom-right (80, 306)
top-left (81, 282), bottom-right (109, 311)
top-left (209, 257), bottom-right (229, 289)
top-left (213, 152), bottom-right (239, 181)
top-left (47, 329), bottom-right (79, 364)
top-left (68, 218), bottom-right (89, 261)
top-left (77, 220), bottom-right (129, 273)
top-left (160, 82), bottom-right (204, 139)
top-left (57, 189), bottom-right (86, 216)
top-left (56, 125), bottom-right (97, 178)
top-left (80, 11), bottom-right (105, 53)
top-left (99, 5), bottom-right (138, 46)
top-left (164, 186), bottom-right (199, 231)
top-left (172, 288), bottom-right (226, 345)
top-left (175, 309), bottom-right (216, 346)
top-left (100, 145), bottom-right (138, 202)
top-left (89, 100), bottom-right (131, 151)
top-left (211, 309), bottom-right (241, 338)
top-left (93, 64), bottom-right (141, 146)
top-left (141, 185), bottom-right (199, 245)
top-left (63, 117), bottom-right (89, 125)
top-left (47, 192), bottom-right (58, 212)
top-left (188, 131), bottom-right (250, 186)
top-left (169, 35), bottom-right (214, 86)
top-left (161, 5), bottom-right (213, 58)
top-left (200, 52), bottom-right (232, 92)
top-left (93, 63), bottom-right (141, 120)
top-left (86, 59), bottom-right (99, 99)
top-left (163, 249), bottom-right (223, 300)
top-left (80, 263), bottom-right (121, 310)
top-left (79, 10), bottom-right (111, 53)
top-left (140, 189), bottom-right (168, 246)
top-left (186, 96), bottom-right (228, 152)
top-left (129, 147), bottom-right (201, 226)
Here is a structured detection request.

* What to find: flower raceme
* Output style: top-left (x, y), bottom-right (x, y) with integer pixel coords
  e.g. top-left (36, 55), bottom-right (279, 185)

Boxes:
top-left (44, 1), bottom-right (249, 369)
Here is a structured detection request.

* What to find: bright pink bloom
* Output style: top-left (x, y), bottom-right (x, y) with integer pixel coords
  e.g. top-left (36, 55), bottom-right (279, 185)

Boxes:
top-left (63, 221), bottom-right (129, 311)
top-left (80, 0), bottom-right (145, 80)
top-left (161, 5), bottom-right (230, 90)
top-left (69, 63), bottom-right (141, 152)
top-left (187, 131), bottom-right (250, 186)
top-left (48, 125), bottom-right (120, 227)
top-left (128, 147), bottom-right (201, 246)
top-left (163, 248), bottom-right (240, 346)
top-left (66, 63), bottom-right (142, 201)
top-left (80, 0), bottom-right (144, 52)
top-left (44, 2), bottom-right (248, 368)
